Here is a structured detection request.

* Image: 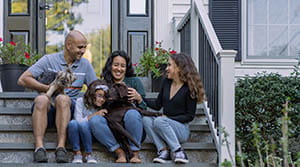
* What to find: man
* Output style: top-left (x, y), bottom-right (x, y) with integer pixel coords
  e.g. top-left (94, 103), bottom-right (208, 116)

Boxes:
top-left (18, 30), bottom-right (97, 163)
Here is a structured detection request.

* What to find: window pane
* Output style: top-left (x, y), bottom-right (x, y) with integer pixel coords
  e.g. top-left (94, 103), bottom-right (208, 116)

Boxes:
top-left (129, 0), bottom-right (146, 15)
top-left (9, 31), bottom-right (29, 53)
top-left (45, 0), bottom-right (111, 77)
top-left (289, 0), bottom-right (300, 24)
top-left (10, 0), bottom-right (29, 15)
top-left (289, 26), bottom-right (300, 57)
top-left (269, 26), bottom-right (288, 57)
top-left (269, 0), bottom-right (287, 24)
top-left (248, 0), bottom-right (267, 24)
top-left (247, 26), bottom-right (268, 58)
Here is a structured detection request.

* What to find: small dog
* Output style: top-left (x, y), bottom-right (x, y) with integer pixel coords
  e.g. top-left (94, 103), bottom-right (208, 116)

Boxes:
top-left (38, 67), bottom-right (76, 105)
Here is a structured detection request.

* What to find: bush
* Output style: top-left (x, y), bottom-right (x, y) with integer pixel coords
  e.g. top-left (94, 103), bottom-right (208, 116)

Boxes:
top-left (235, 71), bottom-right (300, 162)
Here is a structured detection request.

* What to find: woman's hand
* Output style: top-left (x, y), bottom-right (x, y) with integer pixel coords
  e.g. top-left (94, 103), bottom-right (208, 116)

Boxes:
top-left (128, 87), bottom-right (143, 104)
top-left (88, 109), bottom-right (108, 120)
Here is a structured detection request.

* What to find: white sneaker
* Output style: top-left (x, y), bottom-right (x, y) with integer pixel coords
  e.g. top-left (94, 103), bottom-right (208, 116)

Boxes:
top-left (72, 154), bottom-right (83, 164)
top-left (86, 154), bottom-right (97, 164)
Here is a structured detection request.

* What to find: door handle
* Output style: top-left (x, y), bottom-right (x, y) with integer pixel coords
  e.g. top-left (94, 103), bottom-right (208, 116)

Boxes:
top-left (39, 4), bottom-right (50, 10)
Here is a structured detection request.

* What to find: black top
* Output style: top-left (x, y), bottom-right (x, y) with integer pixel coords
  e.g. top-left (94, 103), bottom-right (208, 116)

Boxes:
top-left (146, 78), bottom-right (197, 123)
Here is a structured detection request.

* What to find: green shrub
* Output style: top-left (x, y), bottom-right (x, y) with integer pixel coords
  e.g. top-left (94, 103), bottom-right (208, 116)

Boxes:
top-left (235, 71), bottom-right (300, 162)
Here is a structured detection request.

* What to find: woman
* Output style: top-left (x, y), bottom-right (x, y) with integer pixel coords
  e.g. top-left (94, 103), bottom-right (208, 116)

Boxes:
top-left (68, 79), bottom-right (109, 164)
top-left (143, 53), bottom-right (205, 164)
top-left (89, 50), bottom-right (146, 163)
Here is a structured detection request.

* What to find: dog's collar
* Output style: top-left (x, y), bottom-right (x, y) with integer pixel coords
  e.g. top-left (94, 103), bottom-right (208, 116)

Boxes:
top-left (95, 85), bottom-right (109, 92)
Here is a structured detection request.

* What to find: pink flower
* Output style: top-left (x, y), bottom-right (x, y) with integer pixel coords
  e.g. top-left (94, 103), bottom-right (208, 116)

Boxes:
top-left (170, 50), bottom-right (177, 54)
top-left (0, 37), bottom-right (3, 42)
top-left (155, 41), bottom-right (161, 45)
top-left (9, 41), bottom-right (16, 46)
top-left (132, 63), bottom-right (138, 67)
top-left (24, 52), bottom-right (30, 59)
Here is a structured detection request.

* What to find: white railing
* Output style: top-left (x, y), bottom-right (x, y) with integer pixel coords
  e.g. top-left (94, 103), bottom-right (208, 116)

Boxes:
top-left (177, 0), bottom-right (236, 165)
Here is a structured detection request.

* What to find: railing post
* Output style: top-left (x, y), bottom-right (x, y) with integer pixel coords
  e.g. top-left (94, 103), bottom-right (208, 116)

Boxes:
top-left (218, 50), bottom-right (236, 166)
top-left (190, 0), bottom-right (199, 69)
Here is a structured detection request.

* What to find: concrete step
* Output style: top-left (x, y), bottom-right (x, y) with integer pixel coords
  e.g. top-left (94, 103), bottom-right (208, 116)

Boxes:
top-left (0, 163), bottom-right (217, 167)
top-left (0, 124), bottom-right (213, 143)
top-left (0, 142), bottom-right (217, 163)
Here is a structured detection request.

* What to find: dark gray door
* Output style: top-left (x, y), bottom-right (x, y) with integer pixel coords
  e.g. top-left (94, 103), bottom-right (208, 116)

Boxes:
top-left (4, 0), bottom-right (38, 50)
top-left (112, 0), bottom-right (153, 65)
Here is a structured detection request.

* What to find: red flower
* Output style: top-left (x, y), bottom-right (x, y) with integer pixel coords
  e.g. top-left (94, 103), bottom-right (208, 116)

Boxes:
top-left (155, 64), bottom-right (159, 68)
top-left (170, 50), bottom-right (177, 54)
top-left (132, 63), bottom-right (138, 66)
top-left (0, 37), bottom-right (3, 42)
top-left (162, 50), bottom-right (166, 54)
top-left (24, 52), bottom-right (30, 59)
top-left (155, 47), bottom-right (159, 51)
top-left (9, 41), bottom-right (16, 46)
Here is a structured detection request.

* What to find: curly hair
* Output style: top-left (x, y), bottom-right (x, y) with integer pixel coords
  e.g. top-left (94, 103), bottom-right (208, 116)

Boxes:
top-left (170, 53), bottom-right (205, 103)
top-left (101, 50), bottom-right (135, 84)
top-left (83, 79), bottom-right (108, 109)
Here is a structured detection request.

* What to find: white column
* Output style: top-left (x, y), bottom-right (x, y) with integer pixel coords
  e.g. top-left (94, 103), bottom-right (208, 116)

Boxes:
top-left (218, 50), bottom-right (236, 166)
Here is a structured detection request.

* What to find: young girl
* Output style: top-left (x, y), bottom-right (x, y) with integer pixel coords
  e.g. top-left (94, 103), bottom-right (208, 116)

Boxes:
top-left (143, 53), bottom-right (205, 164)
top-left (68, 79), bottom-right (109, 163)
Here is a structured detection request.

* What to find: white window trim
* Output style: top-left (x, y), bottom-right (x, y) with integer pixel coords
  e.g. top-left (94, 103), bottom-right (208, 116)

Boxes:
top-left (241, 0), bottom-right (298, 66)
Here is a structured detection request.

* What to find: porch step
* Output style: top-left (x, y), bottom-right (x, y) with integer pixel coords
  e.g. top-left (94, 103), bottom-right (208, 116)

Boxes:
top-left (0, 163), bottom-right (217, 167)
top-left (0, 143), bottom-right (217, 163)
top-left (0, 92), bottom-right (217, 164)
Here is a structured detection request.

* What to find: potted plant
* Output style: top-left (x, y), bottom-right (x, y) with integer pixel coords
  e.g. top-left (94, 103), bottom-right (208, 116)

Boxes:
top-left (135, 41), bottom-right (176, 91)
top-left (0, 37), bottom-right (42, 92)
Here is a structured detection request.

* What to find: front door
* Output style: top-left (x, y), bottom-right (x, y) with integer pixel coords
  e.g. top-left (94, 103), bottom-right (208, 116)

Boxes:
top-left (4, 0), bottom-right (153, 77)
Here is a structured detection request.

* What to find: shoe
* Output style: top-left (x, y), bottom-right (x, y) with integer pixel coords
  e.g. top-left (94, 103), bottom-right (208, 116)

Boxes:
top-left (72, 154), bottom-right (83, 164)
top-left (153, 150), bottom-right (171, 163)
top-left (33, 147), bottom-right (48, 163)
top-left (86, 154), bottom-right (97, 164)
top-left (55, 147), bottom-right (69, 163)
top-left (174, 148), bottom-right (189, 164)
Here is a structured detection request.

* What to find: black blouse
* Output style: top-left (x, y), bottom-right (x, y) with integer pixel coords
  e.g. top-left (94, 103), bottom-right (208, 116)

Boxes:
top-left (146, 78), bottom-right (197, 123)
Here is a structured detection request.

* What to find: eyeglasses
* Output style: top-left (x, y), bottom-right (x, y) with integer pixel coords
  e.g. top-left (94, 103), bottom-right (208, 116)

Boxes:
top-left (95, 94), bottom-right (105, 99)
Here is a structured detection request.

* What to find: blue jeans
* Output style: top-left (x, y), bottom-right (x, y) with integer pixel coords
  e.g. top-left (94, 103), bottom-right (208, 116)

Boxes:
top-left (89, 109), bottom-right (143, 152)
top-left (68, 120), bottom-right (93, 153)
top-left (143, 116), bottom-right (190, 152)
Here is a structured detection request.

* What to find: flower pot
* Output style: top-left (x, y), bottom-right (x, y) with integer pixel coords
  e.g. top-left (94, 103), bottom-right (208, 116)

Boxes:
top-left (0, 64), bottom-right (28, 92)
top-left (151, 75), bottom-right (165, 92)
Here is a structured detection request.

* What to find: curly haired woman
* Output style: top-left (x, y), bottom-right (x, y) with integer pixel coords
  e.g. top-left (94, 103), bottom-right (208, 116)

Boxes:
top-left (143, 53), bottom-right (205, 164)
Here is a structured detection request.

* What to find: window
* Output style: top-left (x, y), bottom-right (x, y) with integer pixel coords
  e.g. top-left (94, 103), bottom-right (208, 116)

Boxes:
top-left (9, 0), bottom-right (29, 15)
top-left (128, 0), bottom-right (147, 16)
top-left (247, 0), bottom-right (300, 59)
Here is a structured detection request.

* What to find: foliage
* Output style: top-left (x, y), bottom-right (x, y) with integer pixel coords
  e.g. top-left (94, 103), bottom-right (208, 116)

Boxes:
top-left (86, 26), bottom-right (111, 77)
top-left (0, 37), bottom-right (42, 66)
top-left (223, 102), bottom-right (300, 167)
top-left (46, 0), bottom-right (88, 34)
top-left (235, 71), bottom-right (300, 163)
top-left (135, 41), bottom-right (176, 78)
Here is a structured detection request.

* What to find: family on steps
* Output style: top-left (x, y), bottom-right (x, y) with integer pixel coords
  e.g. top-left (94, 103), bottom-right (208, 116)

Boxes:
top-left (17, 30), bottom-right (205, 164)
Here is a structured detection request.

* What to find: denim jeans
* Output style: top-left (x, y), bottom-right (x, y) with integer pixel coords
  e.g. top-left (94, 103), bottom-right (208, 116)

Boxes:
top-left (68, 120), bottom-right (93, 153)
top-left (143, 116), bottom-right (190, 152)
top-left (89, 109), bottom-right (143, 152)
